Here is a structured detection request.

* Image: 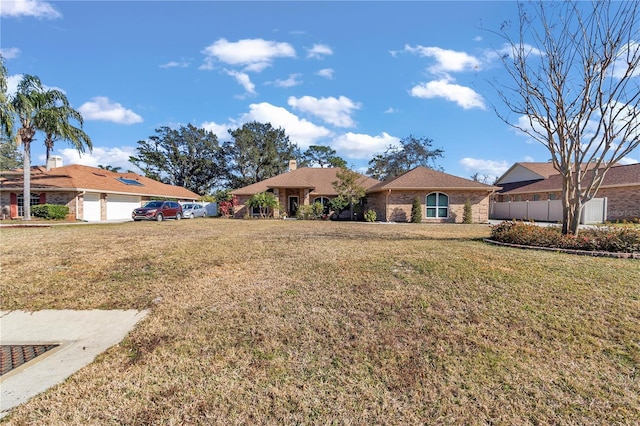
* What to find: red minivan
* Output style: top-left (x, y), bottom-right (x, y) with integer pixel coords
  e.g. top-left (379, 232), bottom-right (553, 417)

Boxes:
top-left (132, 201), bottom-right (183, 221)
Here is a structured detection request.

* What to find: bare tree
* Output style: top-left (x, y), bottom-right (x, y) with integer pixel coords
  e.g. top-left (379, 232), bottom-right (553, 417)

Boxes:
top-left (492, 0), bottom-right (640, 235)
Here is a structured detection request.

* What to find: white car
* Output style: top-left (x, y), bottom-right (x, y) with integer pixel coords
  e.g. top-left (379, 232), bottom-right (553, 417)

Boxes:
top-left (181, 203), bottom-right (207, 219)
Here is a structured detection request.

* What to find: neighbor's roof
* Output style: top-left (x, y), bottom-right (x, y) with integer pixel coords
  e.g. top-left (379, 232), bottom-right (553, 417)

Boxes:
top-left (231, 167), bottom-right (380, 196)
top-left (498, 163), bottom-right (640, 194)
top-left (367, 167), bottom-right (499, 193)
top-left (0, 164), bottom-right (200, 199)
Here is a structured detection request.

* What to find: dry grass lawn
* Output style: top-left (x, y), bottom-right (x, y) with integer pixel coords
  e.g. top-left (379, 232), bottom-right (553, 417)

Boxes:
top-left (1, 219), bottom-right (639, 425)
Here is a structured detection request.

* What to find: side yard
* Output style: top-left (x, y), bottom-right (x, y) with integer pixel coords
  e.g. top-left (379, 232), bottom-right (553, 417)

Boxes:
top-left (1, 220), bottom-right (638, 424)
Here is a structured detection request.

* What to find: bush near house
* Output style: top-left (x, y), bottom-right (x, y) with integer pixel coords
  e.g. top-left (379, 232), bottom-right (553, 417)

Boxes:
top-left (31, 204), bottom-right (69, 220)
top-left (490, 220), bottom-right (640, 253)
top-left (410, 196), bottom-right (421, 223)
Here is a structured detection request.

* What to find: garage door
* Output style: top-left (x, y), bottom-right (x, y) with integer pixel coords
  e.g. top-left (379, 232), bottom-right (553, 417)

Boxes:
top-left (83, 193), bottom-right (101, 221)
top-left (107, 194), bottom-right (141, 220)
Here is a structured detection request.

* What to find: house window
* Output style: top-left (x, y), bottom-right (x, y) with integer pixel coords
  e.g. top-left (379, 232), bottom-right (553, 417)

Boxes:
top-left (533, 194), bottom-right (540, 201)
top-left (17, 193), bottom-right (42, 217)
top-left (426, 192), bottom-right (448, 218)
top-left (549, 193), bottom-right (556, 200)
top-left (312, 196), bottom-right (331, 214)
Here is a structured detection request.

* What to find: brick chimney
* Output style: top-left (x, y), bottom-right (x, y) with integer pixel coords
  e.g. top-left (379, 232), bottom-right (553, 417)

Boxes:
top-left (288, 159), bottom-right (297, 171)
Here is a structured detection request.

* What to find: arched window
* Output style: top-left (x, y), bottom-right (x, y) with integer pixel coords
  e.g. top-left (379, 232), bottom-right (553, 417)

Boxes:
top-left (426, 192), bottom-right (448, 218)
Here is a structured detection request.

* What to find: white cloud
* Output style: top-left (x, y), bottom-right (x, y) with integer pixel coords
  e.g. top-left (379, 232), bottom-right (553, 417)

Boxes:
top-left (201, 38), bottom-right (295, 72)
top-left (268, 73), bottom-right (303, 88)
top-left (331, 132), bottom-right (400, 160)
top-left (159, 60), bottom-right (189, 69)
top-left (459, 158), bottom-right (509, 181)
top-left (288, 95), bottom-right (360, 128)
top-left (201, 121), bottom-right (232, 140)
top-left (306, 44), bottom-right (333, 59)
top-left (225, 70), bottom-right (256, 95)
top-left (316, 68), bottom-right (334, 79)
top-left (618, 156), bottom-right (638, 165)
top-left (410, 79), bottom-right (486, 110)
top-left (237, 102), bottom-right (331, 149)
top-left (0, 0), bottom-right (61, 19)
top-left (404, 45), bottom-right (481, 75)
top-left (54, 146), bottom-right (140, 173)
top-left (78, 97), bottom-right (143, 124)
top-left (6, 75), bottom-right (22, 94)
top-left (0, 47), bottom-right (20, 59)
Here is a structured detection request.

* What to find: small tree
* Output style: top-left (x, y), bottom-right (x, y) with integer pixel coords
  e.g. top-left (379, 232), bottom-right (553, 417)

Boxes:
top-left (463, 198), bottom-right (473, 224)
top-left (332, 168), bottom-right (367, 221)
top-left (492, 0), bottom-right (640, 235)
top-left (411, 196), bottom-right (422, 223)
top-left (247, 192), bottom-right (279, 218)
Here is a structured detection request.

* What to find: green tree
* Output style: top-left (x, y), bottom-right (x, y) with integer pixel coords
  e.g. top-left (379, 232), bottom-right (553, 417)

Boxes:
top-left (38, 103), bottom-right (92, 171)
top-left (223, 121), bottom-right (296, 188)
top-left (130, 124), bottom-right (225, 195)
top-left (411, 196), bottom-right (422, 223)
top-left (247, 191), bottom-right (280, 218)
top-left (463, 198), bottom-right (473, 224)
top-left (492, 0), bottom-right (640, 235)
top-left (332, 168), bottom-right (367, 221)
top-left (0, 137), bottom-right (23, 170)
top-left (0, 58), bottom-right (13, 139)
top-left (367, 135), bottom-right (444, 180)
top-left (300, 145), bottom-right (347, 168)
top-left (11, 75), bottom-right (78, 220)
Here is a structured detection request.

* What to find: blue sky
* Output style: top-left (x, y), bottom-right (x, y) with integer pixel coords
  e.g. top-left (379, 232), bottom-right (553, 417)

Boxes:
top-left (2, 0), bottom-right (638, 184)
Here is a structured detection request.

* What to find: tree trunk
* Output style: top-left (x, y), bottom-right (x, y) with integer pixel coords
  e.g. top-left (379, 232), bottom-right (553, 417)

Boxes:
top-left (22, 140), bottom-right (31, 221)
top-left (561, 168), bottom-right (583, 235)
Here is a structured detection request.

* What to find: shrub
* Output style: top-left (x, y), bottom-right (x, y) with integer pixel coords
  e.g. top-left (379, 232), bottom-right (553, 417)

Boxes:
top-left (411, 196), bottom-right (422, 223)
top-left (31, 204), bottom-right (69, 220)
top-left (364, 209), bottom-right (377, 222)
top-left (463, 198), bottom-right (473, 224)
top-left (490, 221), bottom-right (640, 253)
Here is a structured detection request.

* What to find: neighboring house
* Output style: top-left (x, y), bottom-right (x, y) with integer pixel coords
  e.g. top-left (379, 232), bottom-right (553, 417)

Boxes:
top-left (493, 162), bottom-right (640, 222)
top-left (230, 160), bottom-right (380, 219)
top-left (0, 157), bottom-right (199, 221)
top-left (231, 162), bottom-right (498, 223)
top-left (366, 167), bottom-right (499, 223)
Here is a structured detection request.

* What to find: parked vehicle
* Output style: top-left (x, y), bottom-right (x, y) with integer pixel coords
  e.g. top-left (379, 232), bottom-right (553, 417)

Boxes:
top-left (132, 201), bottom-right (182, 221)
top-left (182, 203), bottom-right (207, 219)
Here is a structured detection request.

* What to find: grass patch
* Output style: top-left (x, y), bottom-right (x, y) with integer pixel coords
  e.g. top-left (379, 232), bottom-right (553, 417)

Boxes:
top-left (1, 219), bottom-right (639, 424)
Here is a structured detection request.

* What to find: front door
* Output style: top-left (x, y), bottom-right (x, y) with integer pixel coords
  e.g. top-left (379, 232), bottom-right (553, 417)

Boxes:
top-left (288, 196), bottom-right (299, 217)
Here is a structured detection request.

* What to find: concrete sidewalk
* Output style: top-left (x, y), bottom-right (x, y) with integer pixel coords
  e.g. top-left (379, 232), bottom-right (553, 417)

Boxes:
top-left (0, 309), bottom-right (148, 419)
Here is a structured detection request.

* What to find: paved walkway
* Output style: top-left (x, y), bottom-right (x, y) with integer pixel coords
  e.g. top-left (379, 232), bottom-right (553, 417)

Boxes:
top-left (0, 309), bottom-right (148, 419)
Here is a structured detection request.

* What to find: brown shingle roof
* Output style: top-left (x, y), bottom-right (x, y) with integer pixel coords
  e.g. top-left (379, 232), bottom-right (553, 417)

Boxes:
top-left (367, 167), bottom-right (499, 193)
top-left (498, 163), bottom-right (640, 194)
top-left (230, 167), bottom-right (380, 196)
top-left (0, 164), bottom-right (200, 199)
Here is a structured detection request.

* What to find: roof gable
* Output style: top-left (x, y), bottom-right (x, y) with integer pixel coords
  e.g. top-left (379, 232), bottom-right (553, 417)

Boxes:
top-left (367, 167), bottom-right (498, 193)
top-left (495, 162), bottom-right (558, 185)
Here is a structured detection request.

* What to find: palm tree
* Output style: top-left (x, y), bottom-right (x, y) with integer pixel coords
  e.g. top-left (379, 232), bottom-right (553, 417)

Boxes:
top-left (37, 102), bottom-right (92, 171)
top-left (11, 75), bottom-right (85, 220)
top-left (0, 58), bottom-right (13, 138)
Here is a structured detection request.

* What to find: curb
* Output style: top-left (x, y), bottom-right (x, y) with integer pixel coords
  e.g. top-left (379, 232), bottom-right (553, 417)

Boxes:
top-left (483, 238), bottom-right (640, 259)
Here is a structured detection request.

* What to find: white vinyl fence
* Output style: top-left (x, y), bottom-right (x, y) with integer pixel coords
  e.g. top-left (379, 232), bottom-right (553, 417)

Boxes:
top-left (490, 198), bottom-right (607, 224)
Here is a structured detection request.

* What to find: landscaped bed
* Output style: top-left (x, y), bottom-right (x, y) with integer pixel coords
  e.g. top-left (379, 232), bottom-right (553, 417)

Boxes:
top-left (487, 220), bottom-right (640, 259)
top-left (1, 220), bottom-right (638, 424)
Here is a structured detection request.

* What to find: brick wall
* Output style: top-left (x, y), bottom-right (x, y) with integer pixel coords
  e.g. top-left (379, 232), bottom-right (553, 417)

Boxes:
top-left (368, 190), bottom-right (492, 223)
top-left (597, 186), bottom-right (640, 220)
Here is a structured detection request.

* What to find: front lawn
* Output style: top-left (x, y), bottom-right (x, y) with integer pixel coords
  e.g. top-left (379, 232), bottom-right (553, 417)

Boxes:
top-left (1, 220), bottom-right (638, 424)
